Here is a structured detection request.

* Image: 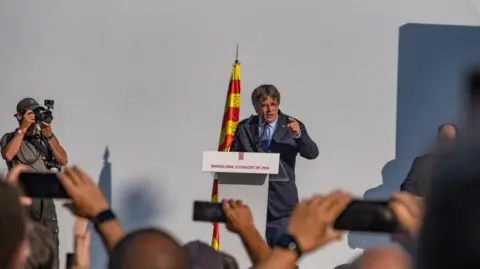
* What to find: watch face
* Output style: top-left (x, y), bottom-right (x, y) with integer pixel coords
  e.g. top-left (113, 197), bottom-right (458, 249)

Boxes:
top-left (275, 234), bottom-right (301, 258)
top-left (277, 235), bottom-right (297, 248)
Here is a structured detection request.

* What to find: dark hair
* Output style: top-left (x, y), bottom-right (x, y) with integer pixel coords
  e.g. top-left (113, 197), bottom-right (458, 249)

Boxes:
top-left (251, 84), bottom-right (281, 106)
top-left (437, 122), bottom-right (459, 134)
top-left (0, 179), bottom-right (27, 266)
top-left (108, 228), bottom-right (188, 269)
top-left (24, 222), bottom-right (56, 269)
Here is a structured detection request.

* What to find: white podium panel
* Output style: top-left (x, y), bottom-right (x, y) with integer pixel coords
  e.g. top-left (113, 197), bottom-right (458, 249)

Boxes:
top-left (202, 151), bottom-right (279, 269)
top-left (202, 151), bottom-right (279, 174)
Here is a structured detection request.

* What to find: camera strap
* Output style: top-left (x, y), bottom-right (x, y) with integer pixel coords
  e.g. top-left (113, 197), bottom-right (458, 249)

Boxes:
top-left (27, 136), bottom-right (52, 160)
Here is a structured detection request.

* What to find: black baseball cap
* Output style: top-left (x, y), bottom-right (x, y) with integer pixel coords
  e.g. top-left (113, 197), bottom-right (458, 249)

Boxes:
top-left (16, 98), bottom-right (41, 114)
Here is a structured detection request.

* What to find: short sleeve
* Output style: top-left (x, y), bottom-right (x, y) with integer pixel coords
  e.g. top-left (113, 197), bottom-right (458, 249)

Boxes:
top-left (0, 133), bottom-right (10, 150)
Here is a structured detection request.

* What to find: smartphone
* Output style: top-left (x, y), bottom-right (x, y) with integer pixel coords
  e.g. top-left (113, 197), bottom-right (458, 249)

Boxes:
top-left (65, 253), bottom-right (74, 269)
top-left (18, 172), bottom-right (69, 199)
top-left (333, 200), bottom-right (399, 233)
top-left (192, 201), bottom-right (226, 223)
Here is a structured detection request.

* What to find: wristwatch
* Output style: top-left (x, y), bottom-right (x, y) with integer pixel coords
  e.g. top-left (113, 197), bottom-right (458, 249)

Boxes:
top-left (92, 209), bottom-right (117, 227)
top-left (273, 234), bottom-right (302, 258)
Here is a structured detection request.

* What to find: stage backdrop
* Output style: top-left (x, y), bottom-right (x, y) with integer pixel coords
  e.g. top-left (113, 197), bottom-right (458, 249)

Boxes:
top-left (0, 1), bottom-right (479, 268)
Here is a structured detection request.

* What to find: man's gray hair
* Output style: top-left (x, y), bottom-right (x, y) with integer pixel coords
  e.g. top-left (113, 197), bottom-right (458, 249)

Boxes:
top-left (24, 221), bottom-right (57, 269)
top-left (251, 84), bottom-right (281, 106)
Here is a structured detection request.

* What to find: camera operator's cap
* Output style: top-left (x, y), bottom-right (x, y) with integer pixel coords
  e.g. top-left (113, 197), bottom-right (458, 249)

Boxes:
top-left (16, 97), bottom-right (41, 114)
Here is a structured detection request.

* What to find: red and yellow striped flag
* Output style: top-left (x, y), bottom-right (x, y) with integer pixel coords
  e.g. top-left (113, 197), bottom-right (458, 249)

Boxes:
top-left (210, 59), bottom-right (241, 251)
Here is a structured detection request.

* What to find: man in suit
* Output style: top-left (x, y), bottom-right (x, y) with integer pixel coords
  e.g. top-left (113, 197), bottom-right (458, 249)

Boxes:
top-left (230, 84), bottom-right (319, 246)
top-left (400, 122), bottom-right (458, 197)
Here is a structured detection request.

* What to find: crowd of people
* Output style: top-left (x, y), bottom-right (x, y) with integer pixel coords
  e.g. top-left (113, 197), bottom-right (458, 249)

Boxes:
top-left (1, 78), bottom-right (478, 269)
top-left (1, 163), bottom-right (425, 269)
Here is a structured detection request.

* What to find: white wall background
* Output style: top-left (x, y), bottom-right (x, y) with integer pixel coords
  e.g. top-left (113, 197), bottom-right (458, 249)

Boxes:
top-left (0, 1), bottom-right (479, 268)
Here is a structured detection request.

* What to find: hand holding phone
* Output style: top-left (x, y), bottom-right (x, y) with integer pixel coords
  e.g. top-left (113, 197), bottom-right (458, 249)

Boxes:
top-left (19, 172), bottom-right (69, 199)
top-left (192, 201), bottom-right (226, 223)
top-left (192, 199), bottom-right (400, 234)
top-left (333, 200), bottom-right (399, 233)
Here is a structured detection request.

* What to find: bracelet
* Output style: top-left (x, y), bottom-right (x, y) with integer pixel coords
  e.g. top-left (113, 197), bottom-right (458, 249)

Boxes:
top-left (42, 125), bottom-right (49, 130)
top-left (17, 130), bottom-right (25, 136)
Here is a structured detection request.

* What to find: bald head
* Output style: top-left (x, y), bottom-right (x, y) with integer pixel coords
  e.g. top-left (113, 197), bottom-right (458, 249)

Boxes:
top-left (437, 122), bottom-right (458, 151)
top-left (352, 247), bottom-right (410, 269)
top-left (108, 228), bottom-right (189, 269)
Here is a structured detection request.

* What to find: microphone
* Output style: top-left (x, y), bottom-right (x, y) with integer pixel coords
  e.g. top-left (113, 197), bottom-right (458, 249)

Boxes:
top-left (225, 115), bottom-right (255, 150)
top-left (257, 126), bottom-right (264, 152)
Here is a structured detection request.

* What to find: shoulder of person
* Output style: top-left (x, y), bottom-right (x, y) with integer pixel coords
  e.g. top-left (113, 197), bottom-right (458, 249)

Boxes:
top-left (416, 153), bottom-right (435, 162)
top-left (237, 115), bottom-right (256, 126)
top-left (0, 131), bottom-right (16, 143)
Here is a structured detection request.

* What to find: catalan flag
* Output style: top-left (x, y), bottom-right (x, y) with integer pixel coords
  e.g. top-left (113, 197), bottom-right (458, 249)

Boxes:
top-left (210, 52), bottom-right (241, 251)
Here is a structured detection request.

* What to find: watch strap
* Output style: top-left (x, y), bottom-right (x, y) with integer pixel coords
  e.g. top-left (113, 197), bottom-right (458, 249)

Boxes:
top-left (273, 234), bottom-right (302, 258)
top-left (92, 209), bottom-right (116, 227)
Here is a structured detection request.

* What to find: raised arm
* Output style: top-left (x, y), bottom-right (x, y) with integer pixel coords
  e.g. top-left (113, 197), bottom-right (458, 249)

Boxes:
top-left (41, 123), bottom-right (68, 166)
top-left (294, 120), bottom-right (319, 160)
top-left (1, 110), bottom-right (35, 162)
top-left (223, 200), bottom-right (271, 266)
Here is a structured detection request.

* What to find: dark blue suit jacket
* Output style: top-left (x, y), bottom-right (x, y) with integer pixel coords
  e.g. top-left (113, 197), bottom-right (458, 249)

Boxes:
top-left (230, 111), bottom-right (319, 219)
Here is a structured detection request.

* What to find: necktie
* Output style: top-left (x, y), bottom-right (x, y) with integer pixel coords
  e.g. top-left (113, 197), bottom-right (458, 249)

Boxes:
top-left (260, 124), bottom-right (271, 152)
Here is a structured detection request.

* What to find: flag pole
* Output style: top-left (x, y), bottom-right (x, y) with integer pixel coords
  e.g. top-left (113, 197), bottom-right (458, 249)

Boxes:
top-left (235, 43), bottom-right (239, 63)
top-left (210, 45), bottom-right (242, 251)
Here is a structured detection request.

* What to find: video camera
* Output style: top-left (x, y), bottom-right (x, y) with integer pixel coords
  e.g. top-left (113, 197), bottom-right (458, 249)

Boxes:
top-left (34, 99), bottom-right (55, 124)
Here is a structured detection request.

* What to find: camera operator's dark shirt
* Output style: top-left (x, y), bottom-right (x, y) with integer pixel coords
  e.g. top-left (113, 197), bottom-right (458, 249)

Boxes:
top-left (0, 131), bottom-right (59, 250)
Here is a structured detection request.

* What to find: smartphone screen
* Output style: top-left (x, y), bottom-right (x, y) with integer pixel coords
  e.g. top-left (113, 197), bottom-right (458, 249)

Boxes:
top-left (192, 201), bottom-right (226, 223)
top-left (333, 200), bottom-right (399, 233)
top-left (65, 253), bottom-right (74, 269)
top-left (18, 172), bottom-right (69, 199)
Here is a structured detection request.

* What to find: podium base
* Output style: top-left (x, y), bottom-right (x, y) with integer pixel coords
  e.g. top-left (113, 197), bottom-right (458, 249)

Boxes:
top-left (217, 173), bottom-right (269, 268)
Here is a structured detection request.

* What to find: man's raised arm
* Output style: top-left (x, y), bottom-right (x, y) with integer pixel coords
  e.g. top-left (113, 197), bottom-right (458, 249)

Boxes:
top-left (293, 119), bottom-right (318, 160)
top-left (41, 123), bottom-right (68, 166)
top-left (1, 110), bottom-right (36, 162)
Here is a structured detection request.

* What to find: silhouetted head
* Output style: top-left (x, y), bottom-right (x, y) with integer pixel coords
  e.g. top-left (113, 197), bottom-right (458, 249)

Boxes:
top-left (108, 228), bottom-right (189, 269)
top-left (0, 179), bottom-right (29, 269)
top-left (182, 240), bottom-right (239, 269)
top-left (220, 251), bottom-right (239, 269)
top-left (353, 247), bottom-right (410, 269)
top-left (417, 134), bottom-right (480, 268)
top-left (436, 122), bottom-right (458, 152)
top-left (251, 84), bottom-right (280, 123)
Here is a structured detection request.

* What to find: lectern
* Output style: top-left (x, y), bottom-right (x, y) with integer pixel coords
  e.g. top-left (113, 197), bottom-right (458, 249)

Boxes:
top-left (202, 151), bottom-right (280, 268)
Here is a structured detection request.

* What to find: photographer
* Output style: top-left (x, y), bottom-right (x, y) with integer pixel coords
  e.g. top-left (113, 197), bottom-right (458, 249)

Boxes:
top-left (0, 97), bottom-right (68, 268)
